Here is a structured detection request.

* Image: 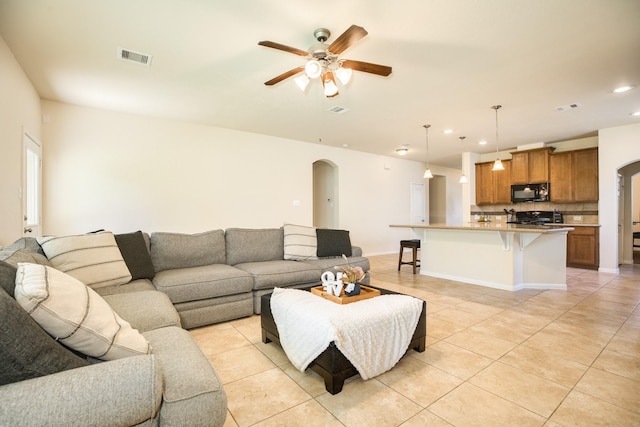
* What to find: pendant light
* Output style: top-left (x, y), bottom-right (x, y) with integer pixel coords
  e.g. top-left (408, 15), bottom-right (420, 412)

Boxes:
top-left (423, 124), bottom-right (433, 179)
top-left (458, 136), bottom-right (468, 183)
top-left (491, 105), bottom-right (504, 171)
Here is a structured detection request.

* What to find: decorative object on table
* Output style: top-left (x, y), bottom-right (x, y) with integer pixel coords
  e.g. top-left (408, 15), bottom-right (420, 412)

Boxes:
top-left (335, 254), bottom-right (365, 296)
top-left (320, 271), bottom-right (344, 296)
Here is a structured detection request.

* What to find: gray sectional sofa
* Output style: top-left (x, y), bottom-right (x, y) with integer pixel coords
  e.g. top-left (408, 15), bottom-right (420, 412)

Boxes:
top-left (0, 226), bottom-right (369, 426)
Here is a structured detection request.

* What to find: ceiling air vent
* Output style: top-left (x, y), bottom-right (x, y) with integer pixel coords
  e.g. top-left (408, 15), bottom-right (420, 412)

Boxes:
top-left (328, 106), bottom-right (349, 114)
top-left (117, 47), bottom-right (152, 66)
top-left (554, 103), bottom-right (582, 112)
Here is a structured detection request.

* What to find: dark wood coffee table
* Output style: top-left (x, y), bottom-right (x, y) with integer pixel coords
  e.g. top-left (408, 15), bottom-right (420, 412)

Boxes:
top-left (260, 285), bottom-right (426, 394)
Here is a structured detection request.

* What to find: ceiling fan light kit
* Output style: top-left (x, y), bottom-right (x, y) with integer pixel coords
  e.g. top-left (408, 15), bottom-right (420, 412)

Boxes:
top-left (259, 25), bottom-right (392, 98)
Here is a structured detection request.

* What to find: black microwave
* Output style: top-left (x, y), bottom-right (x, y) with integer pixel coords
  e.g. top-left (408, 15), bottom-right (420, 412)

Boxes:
top-left (511, 183), bottom-right (550, 203)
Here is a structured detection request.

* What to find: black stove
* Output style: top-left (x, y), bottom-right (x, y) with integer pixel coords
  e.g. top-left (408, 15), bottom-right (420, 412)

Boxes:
top-left (509, 210), bottom-right (562, 225)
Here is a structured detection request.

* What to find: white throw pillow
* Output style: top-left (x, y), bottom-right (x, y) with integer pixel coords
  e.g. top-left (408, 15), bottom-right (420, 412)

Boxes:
top-left (283, 224), bottom-right (318, 260)
top-left (38, 231), bottom-right (132, 288)
top-left (14, 263), bottom-right (151, 360)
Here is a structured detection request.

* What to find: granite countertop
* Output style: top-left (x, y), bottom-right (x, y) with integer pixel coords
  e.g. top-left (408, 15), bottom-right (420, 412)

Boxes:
top-left (389, 223), bottom-right (575, 234)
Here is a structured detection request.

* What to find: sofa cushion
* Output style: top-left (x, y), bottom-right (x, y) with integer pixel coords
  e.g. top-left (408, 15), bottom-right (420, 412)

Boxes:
top-left (316, 228), bottom-right (353, 257)
top-left (142, 327), bottom-right (227, 426)
top-left (0, 275), bottom-right (89, 386)
top-left (1, 237), bottom-right (45, 255)
top-left (115, 231), bottom-right (155, 280)
top-left (153, 264), bottom-right (254, 304)
top-left (103, 290), bottom-right (181, 332)
top-left (14, 263), bottom-right (151, 361)
top-left (150, 230), bottom-right (225, 272)
top-left (283, 224), bottom-right (318, 261)
top-left (0, 248), bottom-right (51, 269)
top-left (225, 228), bottom-right (284, 265)
top-left (234, 260), bottom-right (321, 290)
top-left (38, 232), bottom-right (132, 288)
top-left (93, 278), bottom-right (156, 297)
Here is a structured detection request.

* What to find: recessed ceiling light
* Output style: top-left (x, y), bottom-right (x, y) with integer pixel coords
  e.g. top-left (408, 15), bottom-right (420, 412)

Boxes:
top-left (443, 129), bottom-right (453, 134)
top-left (631, 111), bottom-right (640, 117)
top-left (396, 146), bottom-right (409, 156)
top-left (613, 85), bottom-right (634, 93)
top-left (479, 140), bottom-right (487, 145)
top-left (342, 143), bottom-right (349, 148)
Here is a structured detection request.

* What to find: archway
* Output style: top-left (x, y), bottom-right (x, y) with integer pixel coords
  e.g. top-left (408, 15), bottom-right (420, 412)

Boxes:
top-left (313, 160), bottom-right (338, 228)
top-left (619, 160), bottom-right (640, 265)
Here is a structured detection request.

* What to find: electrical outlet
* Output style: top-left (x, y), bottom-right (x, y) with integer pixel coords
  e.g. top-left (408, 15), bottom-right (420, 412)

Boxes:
top-left (495, 215), bottom-right (502, 221)
top-left (573, 215), bottom-right (583, 222)
top-left (292, 200), bottom-right (301, 207)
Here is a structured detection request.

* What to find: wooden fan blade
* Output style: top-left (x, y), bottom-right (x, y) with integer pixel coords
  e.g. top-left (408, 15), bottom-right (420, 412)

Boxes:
top-left (258, 41), bottom-right (308, 57)
top-left (328, 25), bottom-right (368, 54)
top-left (341, 59), bottom-right (392, 76)
top-left (264, 66), bottom-right (304, 86)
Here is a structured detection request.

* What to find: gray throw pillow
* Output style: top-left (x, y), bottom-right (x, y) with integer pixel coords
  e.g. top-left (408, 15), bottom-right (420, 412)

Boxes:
top-left (115, 231), bottom-right (155, 280)
top-left (0, 261), bottom-right (17, 297)
top-left (0, 285), bottom-right (89, 386)
top-left (316, 229), bottom-right (352, 257)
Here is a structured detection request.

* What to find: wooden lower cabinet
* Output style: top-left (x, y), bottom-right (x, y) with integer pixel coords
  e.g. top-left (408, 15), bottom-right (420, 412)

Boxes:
top-left (566, 226), bottom-right (599, 270)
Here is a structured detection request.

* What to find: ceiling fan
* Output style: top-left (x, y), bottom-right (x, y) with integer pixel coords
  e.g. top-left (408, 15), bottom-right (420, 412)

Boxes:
top-left (258, 25), bottom-right (392, 97)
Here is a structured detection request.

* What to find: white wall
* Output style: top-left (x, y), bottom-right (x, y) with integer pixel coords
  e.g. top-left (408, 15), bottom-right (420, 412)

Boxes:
top-left (0, 35), bottom-right (42, 246)
top-left (598, 122), bottom-right (640, 273)
top-left (41, 101), bottom-right (427, 255)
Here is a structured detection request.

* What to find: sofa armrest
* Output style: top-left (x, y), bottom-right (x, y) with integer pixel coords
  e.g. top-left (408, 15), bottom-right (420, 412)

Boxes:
top-left (0, 355), bottom-right (163, 427)
top-left (351, 246), bottom-right (363, 257)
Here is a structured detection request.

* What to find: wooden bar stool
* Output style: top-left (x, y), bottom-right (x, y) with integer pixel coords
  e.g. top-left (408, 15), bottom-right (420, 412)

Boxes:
top-left (398, 239), bottom-right (420, 274)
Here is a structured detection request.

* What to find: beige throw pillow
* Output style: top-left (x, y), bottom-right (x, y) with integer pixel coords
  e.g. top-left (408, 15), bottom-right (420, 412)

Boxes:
top-left (283, 224), bottom-right (318, 260)
top-left (14, 263), bottom-right (151, 360)
top-left (38, 231), bottom-right (132, 288)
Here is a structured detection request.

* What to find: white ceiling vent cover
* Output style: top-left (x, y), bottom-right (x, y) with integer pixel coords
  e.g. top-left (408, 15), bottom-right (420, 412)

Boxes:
top-left (554, 103), bottom-right (582, 112)
top-left (118, 47), bottom-right (152, 66)
top-left (328, 106), bottom-right (350, 114)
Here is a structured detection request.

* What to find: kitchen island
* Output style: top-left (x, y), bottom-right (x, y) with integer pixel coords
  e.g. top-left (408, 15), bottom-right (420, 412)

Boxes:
top-left (390, 223), bottom-right (574, 291)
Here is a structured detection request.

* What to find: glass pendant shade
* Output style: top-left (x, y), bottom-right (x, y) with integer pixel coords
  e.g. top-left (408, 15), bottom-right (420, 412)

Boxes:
top-left (492, 159), bottom-right (505, 171)
top-left (323, 72), bottom-right (339, 97)
top-left (305, 60), bottom-right (322, 79)
top-left (424, 168), bottom-right (433, 179)
top-left (294, 75), bottom-right (310, 91)
top-left (459, 174), bottom-right (468, 184)
top-left (335, 67), bottom-right (352, 85)
top-left (423, 124), bottom-right (433, 179)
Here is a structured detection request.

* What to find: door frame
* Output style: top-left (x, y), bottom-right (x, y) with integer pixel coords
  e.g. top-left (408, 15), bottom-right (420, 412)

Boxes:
top-left (22, 129), bottom-right (42, 238)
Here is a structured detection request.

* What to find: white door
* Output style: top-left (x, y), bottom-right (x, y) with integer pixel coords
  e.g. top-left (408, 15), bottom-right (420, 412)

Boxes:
top-left (410, 182), bottom-right (426, 224)
top-left (22, 131), bottom-right (42, 238)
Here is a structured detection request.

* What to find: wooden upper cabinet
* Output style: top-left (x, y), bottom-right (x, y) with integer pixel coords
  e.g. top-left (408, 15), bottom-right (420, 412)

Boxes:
top-left (510, 152), bottom-right (529, 184)
top-left (528, 149), bottom-right (550, 183)
top-left (550, 147), bottom-right (598, 203)
top-left (475, 162), bottom-right (494, 205)
top-left (475, 160), bottom-right (511, 205)
top-left (550, 151), bottom-right (573, 202)
top-left (494, 160), bottom-right (512, 204)
top-left (510, 148), bottom-right (552, 184)
top-left (573, 148), bottom-right (598, 202)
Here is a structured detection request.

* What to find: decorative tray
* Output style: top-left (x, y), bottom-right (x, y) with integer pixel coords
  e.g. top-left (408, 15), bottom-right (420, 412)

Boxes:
top-left (310, 285), bottom-right (381, 305)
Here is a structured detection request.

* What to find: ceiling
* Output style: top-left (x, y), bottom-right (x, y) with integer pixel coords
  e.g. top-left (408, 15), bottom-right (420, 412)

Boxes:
top-left (1, 0), bottom-right (639, 168)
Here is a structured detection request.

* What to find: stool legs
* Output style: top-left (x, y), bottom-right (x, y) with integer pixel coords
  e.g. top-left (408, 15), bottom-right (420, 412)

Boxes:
top-left (398, 242), bottom-right (420, 274)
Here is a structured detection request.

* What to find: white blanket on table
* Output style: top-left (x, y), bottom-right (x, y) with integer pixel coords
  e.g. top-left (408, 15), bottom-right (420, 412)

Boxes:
top-left (270, 287), bottom-right (423, 380)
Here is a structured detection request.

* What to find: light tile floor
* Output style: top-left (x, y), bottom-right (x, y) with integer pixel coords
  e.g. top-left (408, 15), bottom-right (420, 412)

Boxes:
top-left (190, 255), bottom-right (640, 427)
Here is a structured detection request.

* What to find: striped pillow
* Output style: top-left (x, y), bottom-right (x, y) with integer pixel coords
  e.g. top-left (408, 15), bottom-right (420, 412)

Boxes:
top-left (38, 232), bottom-right (132, 288)
top-left (14, 263), bottom-right (150, 360)
top-left (283, 224), bottom-right (318, 260)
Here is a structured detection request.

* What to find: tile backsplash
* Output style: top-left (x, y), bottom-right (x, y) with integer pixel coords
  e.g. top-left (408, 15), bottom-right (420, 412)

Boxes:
top-left (470, 202), bottom-right (598, 225)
